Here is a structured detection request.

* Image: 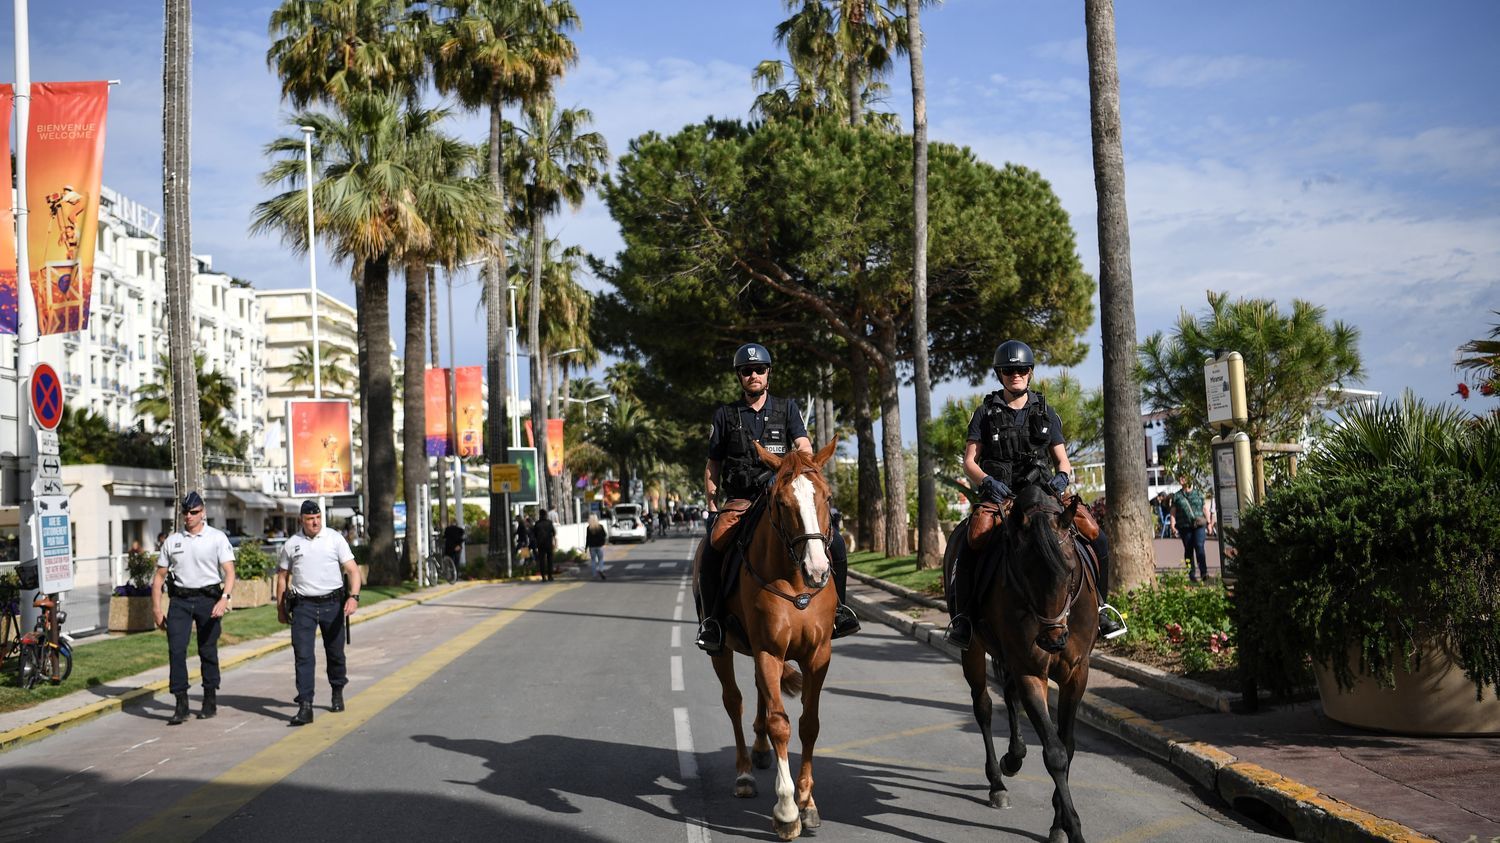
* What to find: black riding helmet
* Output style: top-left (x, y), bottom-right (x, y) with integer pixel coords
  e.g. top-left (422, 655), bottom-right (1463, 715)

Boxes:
top-left (992, 340), bottom-right (1035, 377)
top-left (732, 343), bottom-right (772, 370)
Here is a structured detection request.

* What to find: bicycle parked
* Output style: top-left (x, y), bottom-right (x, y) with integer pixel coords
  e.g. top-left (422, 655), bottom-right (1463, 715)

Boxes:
top-left (424, 549), bottom-right (458, 586)
top-left (1, 568), bottom-right (73, 689)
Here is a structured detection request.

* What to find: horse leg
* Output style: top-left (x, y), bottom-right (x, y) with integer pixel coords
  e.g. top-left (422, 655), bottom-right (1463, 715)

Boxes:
top-left (962, 641), bottom-right (1008, 809)
top-left (1050, 664), bottom-right (1088, 842)
top-left (1014, 674), bottom-right (1084, 843)
top-left (794, 648), bottom-right (830, 829)
top-left (710, 650), bottom-right (756, 799)
top-left (1000, 671), bottom-right (1027, 777)
top-left (752, 687), bottom-right (773, 770)
top-left (755, 652), bottom-right (801, 841)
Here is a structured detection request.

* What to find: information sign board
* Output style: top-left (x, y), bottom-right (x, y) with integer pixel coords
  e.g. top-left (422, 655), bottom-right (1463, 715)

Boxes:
top-left (1205, 360), bottom-right (1233, 427)
top-left (36, 495), bottom-right (74, 592)
top-left (490, 463), bottom-right (522, 494)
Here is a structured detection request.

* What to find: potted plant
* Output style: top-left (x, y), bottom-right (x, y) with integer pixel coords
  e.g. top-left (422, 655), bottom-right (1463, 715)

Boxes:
top-left (1235, 396), bottom-right (1500, 734)
top-left (108, 550), bottom-right (158, 633)
top-left (233, 541), bottom-right (277, 608)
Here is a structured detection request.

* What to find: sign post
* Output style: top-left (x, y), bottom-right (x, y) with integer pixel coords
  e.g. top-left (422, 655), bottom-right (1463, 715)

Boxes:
top-left (1205, 350), bottom-right (1258, 709)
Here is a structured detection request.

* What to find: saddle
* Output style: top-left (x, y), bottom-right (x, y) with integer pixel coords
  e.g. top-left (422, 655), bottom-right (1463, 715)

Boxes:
top-left (968, 493), bottom-right (1097, 549)
top-left (708, 496), bottom-right (768, 600)
top-left (949, 494), bottom-right (1103, 617)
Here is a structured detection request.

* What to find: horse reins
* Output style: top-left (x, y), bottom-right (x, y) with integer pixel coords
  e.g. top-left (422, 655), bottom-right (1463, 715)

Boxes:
top-left (1011, 500), bottom-right (1086, 644)
top-left (744, 471), bottom-right (831, 611)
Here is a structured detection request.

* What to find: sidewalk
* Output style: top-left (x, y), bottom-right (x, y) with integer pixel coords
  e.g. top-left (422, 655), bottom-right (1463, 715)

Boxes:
top-left (846, 570), bottom-right (1500, 843)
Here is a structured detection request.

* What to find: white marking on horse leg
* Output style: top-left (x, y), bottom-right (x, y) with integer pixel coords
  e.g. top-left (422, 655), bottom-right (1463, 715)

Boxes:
top-left (790, 475), bottom-right (830, 580)
top-left (773, 755), bottom-right (798, 824)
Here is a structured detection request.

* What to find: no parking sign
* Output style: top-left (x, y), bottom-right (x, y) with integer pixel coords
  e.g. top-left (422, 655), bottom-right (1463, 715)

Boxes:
top-left (30, 363), bottom-right (65, 431)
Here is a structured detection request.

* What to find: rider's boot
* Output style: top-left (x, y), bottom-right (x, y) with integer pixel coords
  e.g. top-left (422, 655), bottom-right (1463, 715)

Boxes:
top-left (196, 690), bottom-right (217, 720)
top-left (167, 693), bottom-right (190, 726)
top-left (1098, 605), bottom-right (1127, 640)
top-left (695, 541), bottom-right (727, 654)
top-left (944, 550), bottom-right (975, 651)
top-left (832, 604), bottom-right (861, 639)
top-left (829, 537), bottom-right (861, 639)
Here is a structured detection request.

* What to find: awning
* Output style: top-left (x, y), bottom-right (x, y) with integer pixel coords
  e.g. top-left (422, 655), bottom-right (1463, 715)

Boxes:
top-left (105, 481), bottom-right (176, 500)
top-left (227, 490), bottom-right (280, 510)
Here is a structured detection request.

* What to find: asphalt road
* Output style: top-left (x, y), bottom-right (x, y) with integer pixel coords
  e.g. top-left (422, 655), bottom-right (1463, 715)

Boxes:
top-left (0, 534), bottom-right (1279, 842)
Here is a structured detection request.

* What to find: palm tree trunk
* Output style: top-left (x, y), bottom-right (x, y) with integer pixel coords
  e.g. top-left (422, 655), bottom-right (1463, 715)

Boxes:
top-left (485, 89), bottom-right (512, 571)
top-left (907, 0), bottom-right (941, 569)
top-left (528, 204), bottom-right (549, 515)
top-left (428, 261), bottom-right (447, 534)
top-left (1086, 0), bottom-right (1153, 594)
top-left (875, 324), bottom-right (909, 556)
top-left (162, 0), bottom-right (202, 510)
top-left (401, 258), bottom-right (428, 579)
top-left (849, 348), bottom-right (884, 553)
top-left (353, 281), bottom-right (371, 521)
top-left (362, 255), bottom-right (398, 585)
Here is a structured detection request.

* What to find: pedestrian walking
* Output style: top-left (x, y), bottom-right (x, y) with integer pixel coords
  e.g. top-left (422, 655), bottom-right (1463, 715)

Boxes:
top-left (1171, 473), bottom-right (1211, 582)
top-left (276, 500), bottom-right (361, 726)
top-left (531, 510), bottom-right (557, 581)
top-left (151, 491), bottom-right (237, 726)
top-left (585, 514), bottom-right (608, 580)
top-left (1154, 491), bottom-right (1174, 538)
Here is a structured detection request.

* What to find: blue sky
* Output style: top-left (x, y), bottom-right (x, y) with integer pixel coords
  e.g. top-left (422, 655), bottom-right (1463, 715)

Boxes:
top-left (5, 1), bottom-right (1498, 442)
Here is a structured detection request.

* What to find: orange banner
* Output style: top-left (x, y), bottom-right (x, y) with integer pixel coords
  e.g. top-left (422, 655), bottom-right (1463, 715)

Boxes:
top-left (546, 418), bottom-right (565, 476)
top-left (0, 85), bottom-right (15, 333)
top-left (287, 399), bottom-right (354, 495)
top-left (27, 81), bottom-right (109, 335)
top-left (455, 366), bottom-right (484, 457)
top-left (425, 368), bottom-right (450, 456)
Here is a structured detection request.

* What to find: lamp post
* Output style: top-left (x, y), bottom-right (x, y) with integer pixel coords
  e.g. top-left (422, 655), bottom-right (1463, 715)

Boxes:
top-left (432, 259), bottom-right (485, 556)
top-left (564, 394), bottom-right (609, 424)
top-left (301, 126), bottom-right (329, 521)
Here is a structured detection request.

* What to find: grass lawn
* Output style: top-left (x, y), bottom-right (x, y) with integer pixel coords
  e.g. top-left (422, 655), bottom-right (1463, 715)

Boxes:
top-left (847, 551), bottom-right (943, 597)
top-left (0, 582), bottom-right (423, 715)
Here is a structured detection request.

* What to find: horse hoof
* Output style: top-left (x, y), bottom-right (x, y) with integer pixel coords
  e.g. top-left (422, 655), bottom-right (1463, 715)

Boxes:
top-left (752, 748), bottom-right (773, 769)
top-left (773, 817), bottom-right (802, 841)
top-left (1048, 828), bottom-right (1067, 843)
top-left (800, 806), bottom-right (821, 829)
top-left (989, 790), bottom-right (1011, 810)
top-left (1001, 753), bottom-right (1024, 777)
top-left (734, 774), bottom-right (757, 798)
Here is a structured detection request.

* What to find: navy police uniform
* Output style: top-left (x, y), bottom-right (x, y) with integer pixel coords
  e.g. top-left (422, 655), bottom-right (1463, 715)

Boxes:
top-left (278, 502), bottom-right (358, 722)
top-left (156, 491), bottom-right (235, 724)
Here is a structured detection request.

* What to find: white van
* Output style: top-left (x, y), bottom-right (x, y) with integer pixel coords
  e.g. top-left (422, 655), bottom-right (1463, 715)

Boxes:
top-left (609, 503), bottom-right (648, 543)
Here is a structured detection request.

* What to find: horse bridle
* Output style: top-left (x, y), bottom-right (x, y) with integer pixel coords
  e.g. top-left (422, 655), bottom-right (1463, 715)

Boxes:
top-left (1011, 499), bottom-right (1085, 650)
top-left (744, 470), bottom-right (831, 611)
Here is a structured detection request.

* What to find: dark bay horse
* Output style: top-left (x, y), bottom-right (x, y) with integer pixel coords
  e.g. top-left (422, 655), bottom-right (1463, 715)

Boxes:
top-left (944, 484), bottom-right (1099, 843)
top-left (698, 439), bottom-right (839, 841)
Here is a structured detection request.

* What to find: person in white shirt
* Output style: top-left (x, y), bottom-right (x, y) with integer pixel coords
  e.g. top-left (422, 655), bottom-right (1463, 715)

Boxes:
top-left (276, 499), bottom-right (361, 726)
top-left (151, 491), bottom-right (237, 725)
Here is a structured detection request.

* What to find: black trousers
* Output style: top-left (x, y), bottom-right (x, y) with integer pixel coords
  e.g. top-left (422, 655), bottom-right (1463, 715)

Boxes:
top-left (535, 547), bottom-right (555, 581)
top-left (167, 593), bottom-right (221, 695)
top-left (291, 597), bottom-right (348, 703)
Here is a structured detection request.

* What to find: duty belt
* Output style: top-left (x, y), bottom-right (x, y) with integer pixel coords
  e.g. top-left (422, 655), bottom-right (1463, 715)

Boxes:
top-left (294, 590), bottom-right (344, 603)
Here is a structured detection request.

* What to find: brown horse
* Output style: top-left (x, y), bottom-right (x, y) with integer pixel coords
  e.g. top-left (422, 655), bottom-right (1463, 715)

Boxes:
top-left (697, 439), bottom-right (839, 841)
top-left (944, 484), bottom-right (1099, 843)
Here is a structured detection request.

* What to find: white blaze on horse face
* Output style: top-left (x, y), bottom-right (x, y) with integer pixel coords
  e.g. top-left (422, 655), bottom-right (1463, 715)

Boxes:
top-left (790, 474), bottom-right (830, 580)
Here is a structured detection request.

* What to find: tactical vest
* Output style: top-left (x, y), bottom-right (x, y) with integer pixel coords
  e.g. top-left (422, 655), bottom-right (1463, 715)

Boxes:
top-left (721, 396), bottom-right (790, 498)
top-left (977, 389), bottom-right (1055, 489)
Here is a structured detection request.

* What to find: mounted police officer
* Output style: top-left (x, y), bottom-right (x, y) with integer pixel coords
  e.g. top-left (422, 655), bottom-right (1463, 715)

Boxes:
top-left (276, 500), bottom-right (361, 726)
top-left (945, 340), bottom-right (1127, 649)
top-left (151, 491), bottom-right (237, 725)
top-left (695, 343), bottom-right (860, 652)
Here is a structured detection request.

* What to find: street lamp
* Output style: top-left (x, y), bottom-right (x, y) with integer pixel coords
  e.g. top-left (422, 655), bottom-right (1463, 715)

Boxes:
top-left (301, 125), bottom-right (328, 519)
top-left (565, 394), bottom-right (609, 424)
top-left (431, 259), bottom-right (486, 539)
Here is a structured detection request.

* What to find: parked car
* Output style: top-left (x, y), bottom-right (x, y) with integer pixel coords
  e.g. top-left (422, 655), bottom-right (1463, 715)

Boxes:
top-left (609, 503), bottom-right (648, 543)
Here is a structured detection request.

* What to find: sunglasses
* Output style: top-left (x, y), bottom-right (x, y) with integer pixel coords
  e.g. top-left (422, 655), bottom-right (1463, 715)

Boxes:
top-left (184, 508), bottom-right (204, 516)
top-left (737, 365), bottom-right (769, 377)
top-left (999, 367), bottom-right (1032, 377)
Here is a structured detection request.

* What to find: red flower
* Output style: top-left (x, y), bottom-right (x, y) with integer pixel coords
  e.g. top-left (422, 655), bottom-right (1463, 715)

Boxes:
top-left (1208, 631), bottom-right (1230, 654)
top-left (1483, 382), bottom-right (1496, 397)
top-left (1455, 383), bottom-right (1471, 399)
top-left (1165, 622), bottom-right (1185, 645)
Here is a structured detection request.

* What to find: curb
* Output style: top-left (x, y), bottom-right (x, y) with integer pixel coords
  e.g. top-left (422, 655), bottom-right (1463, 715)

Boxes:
top-left (0, 580), bottom-right (484, 757)
top-left (846, 588), bottom-right (1438, 843)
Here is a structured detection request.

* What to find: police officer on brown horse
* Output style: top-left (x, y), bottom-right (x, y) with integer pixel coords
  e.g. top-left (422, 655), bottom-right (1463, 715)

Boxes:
top-left (945, 340), bottom-right (1127, 649)
top-left (695, 342), bottom-right (861, 652)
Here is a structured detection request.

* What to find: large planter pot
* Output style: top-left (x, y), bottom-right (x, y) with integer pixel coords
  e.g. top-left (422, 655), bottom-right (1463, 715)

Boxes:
top-left (108, 595), bottom-right (156, 633)
top-left (1314, 640), bottom-right (1500, 736)
top-left (233, 578), bottom-right (274, 609)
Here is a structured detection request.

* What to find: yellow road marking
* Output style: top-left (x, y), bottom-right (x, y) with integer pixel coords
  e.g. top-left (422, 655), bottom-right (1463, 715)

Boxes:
top-left (1101, 812), bottom-right (1200, 843)
top-left (818, 719), bottom-right (966, 754)
top-left (117, 583), bottom-right (580, 842)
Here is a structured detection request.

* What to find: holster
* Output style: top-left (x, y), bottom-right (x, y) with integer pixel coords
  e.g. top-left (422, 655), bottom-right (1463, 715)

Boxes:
top-left (1071, 495), bottom-right (1100, 542)
top-left (967, 499), bottom-right (1012, 551)
top-left (710, 499), bottom-right (754, 553)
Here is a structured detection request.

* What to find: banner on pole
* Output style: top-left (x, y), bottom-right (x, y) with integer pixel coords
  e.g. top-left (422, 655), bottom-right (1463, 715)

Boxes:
top-left (287, 399), bottom-right (354, 495)
top-left (26, 81), bottom-right (109, 335)
top-left (508, 447), bottom-right (539, 505)
top-left (546, 418), bottom-right (565, 477)
top-left (0, 85), bottom-right (15, 334)
top-left (454, 366), bottom-right (484, 457)
top-left (424, 368), bottom-right (450, 457)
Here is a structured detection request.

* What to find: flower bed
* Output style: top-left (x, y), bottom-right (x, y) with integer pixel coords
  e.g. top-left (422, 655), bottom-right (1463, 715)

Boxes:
top-left (1103, 571), bottom-right (1235, 678)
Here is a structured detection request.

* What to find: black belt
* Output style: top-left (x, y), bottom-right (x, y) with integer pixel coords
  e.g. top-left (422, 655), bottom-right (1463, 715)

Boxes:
top-left (294, 590), bottom-right (344, 603)
top-left (170, 584), bottom-right (223, 599)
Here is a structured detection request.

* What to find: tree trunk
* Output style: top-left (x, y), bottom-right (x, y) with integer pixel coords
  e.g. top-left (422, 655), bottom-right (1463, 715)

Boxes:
top-left (528, 205), bottom-right (549, 515)
top-left (362, 255), bottom-right (399, 585)
top-left (849, 348), bottom-right (885, 554)
top-left (162, 0), bottom-right (202, 513)
top-left (401, 259), bottom-right (428, 579)
top-left (485, 90), bottom-right (513, 572)
top-left (874, 324), bottom-right (909, 557)
top-left (428, 260), bottom-right (447, 535)
top-left (353, 282), bottom-right (371, 522)
top-left (907, 0), bottom-right (941, 569)
top-left (816, 363), bottom-right (836, 489)
top-left (1086, 0), bottom-right (1153, 595)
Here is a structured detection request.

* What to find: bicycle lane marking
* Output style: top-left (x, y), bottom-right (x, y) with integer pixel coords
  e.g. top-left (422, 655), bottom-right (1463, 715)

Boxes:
top-left (115, 582), bottom-right (582, 843)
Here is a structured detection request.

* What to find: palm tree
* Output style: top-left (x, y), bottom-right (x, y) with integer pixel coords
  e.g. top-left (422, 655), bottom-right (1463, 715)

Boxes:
top-left (755, 1), bottom-right (906, 129)
top-left (266, 0), bottom-right (426, 108)
top-left (1457, 311), bottom-right (1500, 395)
top-left (254, 93), bottom-right (446, 585)
top-left (162, 0), bottom-right (202, 511)
top-left (136, 353), bottom-right (245, 459)
top-left (429, 0), bottom-right (580, 558)
top-left (511, 99), bottom-right (608, 514)
top-left (1085, 0), bottom-right (1153, 592)
top-left (590, 394), bottom-right (662, 504)
top-left (275, 346), bottom-right (358, 396)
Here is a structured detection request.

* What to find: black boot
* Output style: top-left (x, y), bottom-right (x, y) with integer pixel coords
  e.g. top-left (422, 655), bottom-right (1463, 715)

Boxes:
top-left (695, 617), bottom-right (725, 654)
top-left (167, 693), bottom-right (190, 726)
top-left (832, 604), bottom-right (861, 639)
top-left (945, 615), bottom-right (974, 650)
top-left (290, 701), bottom-right (315, 726)
top-left (695, 539), bottom-right (726, 654)
top-left (196, 690), bottom-right (217, 720)
top-left (946, 544), bottom-right (976, 650)
top-left (1098, 606), bottom-right (1127, 640)
top-left (330, 687), bottom-right (345, 712)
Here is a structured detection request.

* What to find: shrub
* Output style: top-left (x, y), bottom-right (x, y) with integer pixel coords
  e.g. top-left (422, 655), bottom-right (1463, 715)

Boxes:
top-left (1114, 571), bottom-right (1234, 674)
top-left (234, 541), bottom-right (277, 582)
top-left (114, 550), bottom-right (158, 597)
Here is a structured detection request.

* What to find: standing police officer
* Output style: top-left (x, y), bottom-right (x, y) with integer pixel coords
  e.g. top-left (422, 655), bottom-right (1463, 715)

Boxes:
top-left (151, 491), bottom-right (237, 726)
top-left (276, 500), bottom-right (361, 726)
top-left (945, 340), bottom-right (1127, 649)
top-left (695, 343), bottom-right (860, 652)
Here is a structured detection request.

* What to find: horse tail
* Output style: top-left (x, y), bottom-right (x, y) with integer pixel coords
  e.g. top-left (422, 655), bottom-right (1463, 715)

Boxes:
top-left (780, 662), bottom-right (804, 699)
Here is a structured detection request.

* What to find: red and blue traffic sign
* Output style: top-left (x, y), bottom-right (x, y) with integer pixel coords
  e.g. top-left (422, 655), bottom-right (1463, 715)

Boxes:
top-left (30, 363), bottom-right (64, 431)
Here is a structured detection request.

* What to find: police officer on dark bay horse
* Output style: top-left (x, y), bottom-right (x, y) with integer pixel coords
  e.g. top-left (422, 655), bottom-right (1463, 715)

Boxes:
top-left (695, 342), bottom-right (861, 652)
top-left (276, 500), bottom-right (361, 726)
top-left (151, 491), bottom-right (237, 725)
top-left (945, 340), bottom-right (1127, 649)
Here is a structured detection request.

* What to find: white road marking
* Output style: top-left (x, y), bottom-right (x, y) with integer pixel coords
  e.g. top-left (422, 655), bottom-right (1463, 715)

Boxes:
top-left (658, 561), bottom-right (676, 568)
top-left (673, 707), bottom-right (698, 779)
top-left (124, 737), bottom-right (159, 753)
top-left (129, 769), bottom-right (155, 784)
top-left (673, 605), bottom-right (684, 622)
top-left (676, 589), bottom-right (684, 604)
top-left (671, 655), bottom-right (684, 691)
top-left (628, 563), bottom-right (645, 570)
top-left (222, 722), bottom-right (247, 735)
top-left (671, 626), bottom-right (681, 648)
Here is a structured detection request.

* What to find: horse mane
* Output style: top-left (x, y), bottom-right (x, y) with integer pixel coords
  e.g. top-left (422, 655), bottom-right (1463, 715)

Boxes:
top-left (771, 448), bottom-right (828, 495)
top-left (1008, 485), bottom-right (1071, 594)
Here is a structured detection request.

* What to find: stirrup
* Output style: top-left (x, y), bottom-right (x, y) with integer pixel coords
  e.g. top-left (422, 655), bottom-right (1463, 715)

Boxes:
top-left (944, 615), bottom-right (973, 651)
top-left (1098, 604), bottom-right (1128, 640)
top-left (695, 617), bottom-right (725, 653)
top-left (832, 604), bottom-right (861, 639)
